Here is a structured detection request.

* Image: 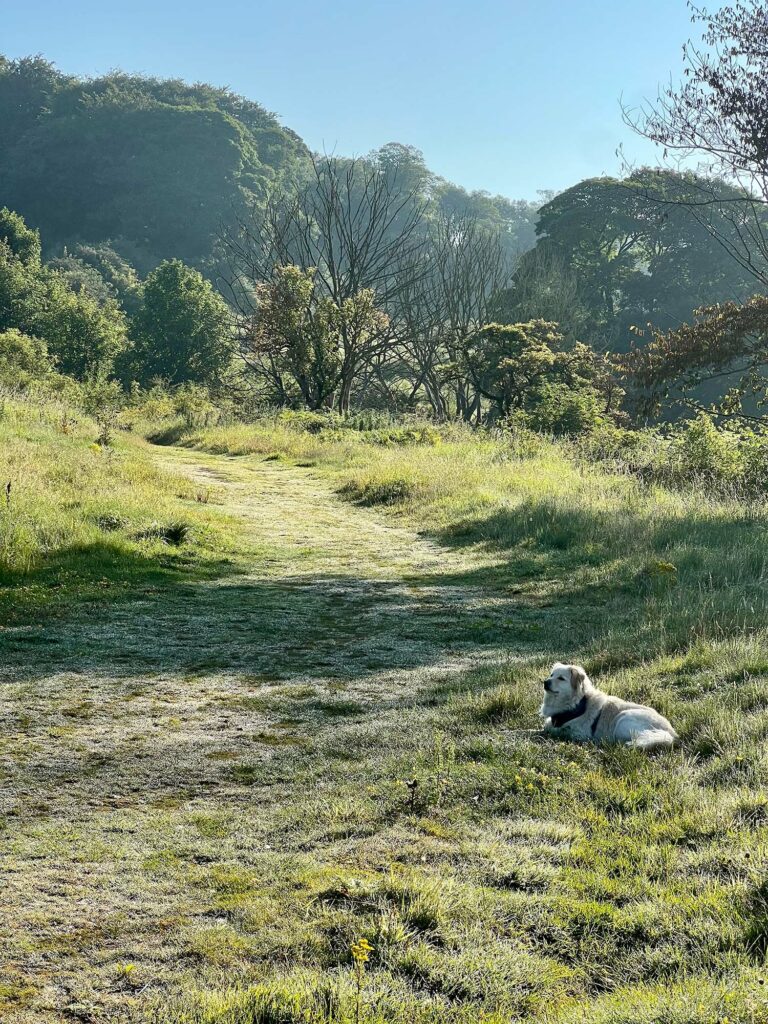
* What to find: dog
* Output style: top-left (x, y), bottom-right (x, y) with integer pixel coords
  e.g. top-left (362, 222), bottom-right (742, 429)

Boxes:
top-left (539, 662), bottom-right (677, 750)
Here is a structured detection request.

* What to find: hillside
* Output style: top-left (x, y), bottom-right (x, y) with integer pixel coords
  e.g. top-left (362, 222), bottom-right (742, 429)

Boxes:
top-left (0, 57), bottom-right (538, 274)
top-left (0, 57), bottom-right (309, 272)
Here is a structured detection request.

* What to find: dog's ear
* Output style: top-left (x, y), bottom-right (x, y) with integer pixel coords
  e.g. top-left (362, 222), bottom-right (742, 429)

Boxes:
top-left (569, 665), bottom-right (586, 689)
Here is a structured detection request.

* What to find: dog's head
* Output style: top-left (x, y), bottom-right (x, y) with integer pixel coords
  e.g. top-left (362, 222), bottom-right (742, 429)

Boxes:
top-left (541, 662), bottom-right (590, 713)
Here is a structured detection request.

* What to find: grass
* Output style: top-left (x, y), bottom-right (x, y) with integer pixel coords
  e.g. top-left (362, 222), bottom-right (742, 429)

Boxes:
top-left (5, 407), bottom-right (768, 1022)
top-left (0, 397), bottom-right (249, 625)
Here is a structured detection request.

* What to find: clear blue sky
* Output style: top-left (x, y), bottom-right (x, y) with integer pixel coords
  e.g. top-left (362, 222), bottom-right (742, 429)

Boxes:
top-left (4, 0), bottom-right (696, 201)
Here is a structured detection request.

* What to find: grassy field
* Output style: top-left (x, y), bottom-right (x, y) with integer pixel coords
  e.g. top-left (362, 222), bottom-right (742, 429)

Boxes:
top-left (3, 405), bottom-right (768, 1023)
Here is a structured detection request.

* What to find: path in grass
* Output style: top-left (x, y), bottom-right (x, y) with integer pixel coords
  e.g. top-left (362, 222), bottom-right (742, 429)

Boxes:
top-left (0, 446), bottom-right (527, 1021)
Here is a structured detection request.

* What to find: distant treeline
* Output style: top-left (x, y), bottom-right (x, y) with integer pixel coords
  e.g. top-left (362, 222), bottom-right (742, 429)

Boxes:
top-left (0, 57), bottom-right (538, 273)
top-left (1, 55), bottom-right (765, 427)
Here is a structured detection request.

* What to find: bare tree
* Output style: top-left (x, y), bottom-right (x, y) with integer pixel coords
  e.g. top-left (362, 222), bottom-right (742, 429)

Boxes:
top-left (393, 211), bottom-right (511, 420)
top-left (222, 153), bottom-right (427, 414)
top-left (623, 0), bottom-right (768, 287)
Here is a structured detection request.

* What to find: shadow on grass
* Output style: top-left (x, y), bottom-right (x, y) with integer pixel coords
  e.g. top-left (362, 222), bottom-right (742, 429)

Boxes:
top-left (0, 535), bottom-right (242, 628)
top-left (5, 487), bottom-right (766, 689)
top-left (0, 567), bottom-right (536, 681)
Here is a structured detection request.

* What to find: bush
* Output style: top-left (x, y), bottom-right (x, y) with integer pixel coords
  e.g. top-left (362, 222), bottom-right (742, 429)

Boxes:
top-left (668, 413), bottom-right (742, 484)
top-left (278, 409), bottom-right (341, 434)
top-left (80, 376), bottom-right (125, 445)
top-left (341, 474), bottom-right (416, 505)
top-left (0, 328), bottom-right (57, 391)
top-left (514, 382), bottom-right (607, 436)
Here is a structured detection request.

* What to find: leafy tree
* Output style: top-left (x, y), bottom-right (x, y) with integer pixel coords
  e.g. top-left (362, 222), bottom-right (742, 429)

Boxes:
top-left (226, 154), bottom-right (422, 414)
top-left (0, 328), bottom-right (56, 390)
top-left (505, 170), bottom-right (758, 353)
top-left (0, 237), bottom-right (41, 334)
top-left (620, 1), bottom-right (768, 422)
top-left (0, 207), bottom-right (42, 264)
top-left (50, 243), bottom-right (143, 314)
top-left (0, 56), bottom-right (66, 149)
top-left (626, 0), bottom-right (768, 288)
top-left (626, 295), bottom-right (768, 421)
top-left (461, 321), bottom-right (619, 429)
top-left (0, 209), bottom-right (126, 377)
top-left (127, 259), bottom-right (231, 385)
top-left (244, 265), bottom-right (335, 407)
top-left (0, 60), bottom-right (309, 270)
top-left (34, 274), bottom-right (127, 378)
top-left (243, 265), bottom-right (388, 410)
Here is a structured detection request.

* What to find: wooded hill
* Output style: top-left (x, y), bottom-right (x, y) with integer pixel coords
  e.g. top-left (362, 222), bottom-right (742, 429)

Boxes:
top-left (0, 56), bottom-right (538, 274)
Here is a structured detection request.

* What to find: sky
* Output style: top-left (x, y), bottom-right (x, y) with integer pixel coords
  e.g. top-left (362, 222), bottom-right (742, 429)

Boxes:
top-left (2, 0), bottom-right (697, 201)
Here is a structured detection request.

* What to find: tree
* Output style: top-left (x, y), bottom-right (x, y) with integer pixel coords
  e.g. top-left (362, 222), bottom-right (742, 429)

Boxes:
top-left (461, 321), bottom-right (620, 429)
top-left (224, 153), bottom-right (426, 413)
top-left (0, 328), bottom-right (56, 390)
top-left (241, 265), bottom-right (390, 410)
top-left (35, 274), bottom-right (127, 378)
top-left (625, 296), bottom-right (768, 420)
top-left (242, 265), bottom-right (338, 408)
top-left (491, 246), bottom-right (590, 344)
top-left (0, 209), bottom-right (125, 377)
top-left (127, 259), bottom-right (231, 385)
top-left (0, 60), bottom-right (308, 271)
top-left (0, 207), bottom-right (42, 265)
top-left (51, 243), bottom-right (143, 315)
top-left (626, 0), bottom-right (768, 288)
top-left (619, 1), bottom-right (768, 420)
top-left (504, 171), bottom-right (759, 353)
top-left (392, 209), bottom-right (510, 419)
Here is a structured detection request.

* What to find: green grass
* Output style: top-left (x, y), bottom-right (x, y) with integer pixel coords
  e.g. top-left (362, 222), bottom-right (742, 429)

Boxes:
top-left (0, 398), bottom-right (249, 625)
top-left (5, 408), bottom-right (768, 1022)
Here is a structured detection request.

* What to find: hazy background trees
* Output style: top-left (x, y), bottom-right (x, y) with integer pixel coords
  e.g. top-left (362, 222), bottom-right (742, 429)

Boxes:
top-left (4, 16), bottom-right (768, 429)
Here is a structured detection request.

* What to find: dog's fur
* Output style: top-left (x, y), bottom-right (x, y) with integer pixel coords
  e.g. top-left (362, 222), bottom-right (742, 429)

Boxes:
top-left (539, 662), bottom-right (677, 750)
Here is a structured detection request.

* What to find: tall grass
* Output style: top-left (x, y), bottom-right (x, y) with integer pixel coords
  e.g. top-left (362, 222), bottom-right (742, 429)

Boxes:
top-left (0, 396), bottom-right (234, 621)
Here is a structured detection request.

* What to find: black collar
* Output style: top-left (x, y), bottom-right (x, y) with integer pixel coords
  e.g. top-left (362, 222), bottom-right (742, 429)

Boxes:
top-left (550, 695), bottom-right (589, 729)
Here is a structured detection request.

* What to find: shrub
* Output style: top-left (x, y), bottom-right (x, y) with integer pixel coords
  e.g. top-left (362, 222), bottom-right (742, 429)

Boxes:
top-left (668, 412), bottom-right (742, 484)
top-left (515, 381), bottom-right (607, 436)
top-left (0, 328), bottom-right (57, 391)
top-left (80, 376), bottom-right (124, 446)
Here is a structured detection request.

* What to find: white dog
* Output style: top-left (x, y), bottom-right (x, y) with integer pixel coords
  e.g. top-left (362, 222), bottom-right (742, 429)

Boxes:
top-left (539, 662), bottom-right (677, 750)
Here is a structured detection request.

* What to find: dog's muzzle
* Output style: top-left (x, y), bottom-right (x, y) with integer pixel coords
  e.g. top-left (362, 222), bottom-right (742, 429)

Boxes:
top-left (543, 679), bottom-right (554, 692)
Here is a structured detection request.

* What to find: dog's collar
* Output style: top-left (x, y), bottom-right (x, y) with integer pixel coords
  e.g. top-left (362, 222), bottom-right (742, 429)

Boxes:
top-left (550, 695), bottom-right (589, 729)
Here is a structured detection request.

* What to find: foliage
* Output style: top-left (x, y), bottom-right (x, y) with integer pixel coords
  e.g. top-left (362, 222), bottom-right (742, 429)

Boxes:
top-left (244, 266), bottom-right (340, 409)
top-left (0, 206), bottom-right (41, 264)
top-left (80, 375), bottom-right (125, 445)
top-left (0, 59), bottom-right (539, 279)
top-left (461, 320), bottom-right (620, 429)
top-left (0, 328), bottom-right (57, 390)
top-left (628, 0), bottom-right (768, 288)
top-left (501, 171), bottom-right (759, 354)
top-left (35, 272), bottom-right (127, 377)
top-left (125, 259), bottom-right (231, 385)
top-left (0, 58), bottom-right (308, 270)
top-left (0, 209), bottom-right (127, 377)
top-left (49, 243), bottom-right (143, 315)
top-left (625, 294), bottom-right (768, 420)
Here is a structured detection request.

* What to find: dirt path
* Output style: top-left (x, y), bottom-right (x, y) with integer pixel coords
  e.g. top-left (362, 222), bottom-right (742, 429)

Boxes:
top-left (0, 448), bottom-right (523, 1022)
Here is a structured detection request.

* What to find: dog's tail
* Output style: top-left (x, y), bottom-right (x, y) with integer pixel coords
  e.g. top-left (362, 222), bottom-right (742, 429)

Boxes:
top-left (628, 728), bottom-right (677, 751)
